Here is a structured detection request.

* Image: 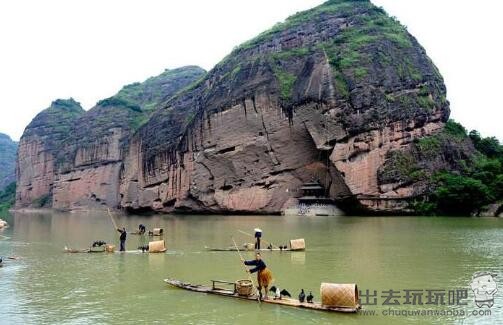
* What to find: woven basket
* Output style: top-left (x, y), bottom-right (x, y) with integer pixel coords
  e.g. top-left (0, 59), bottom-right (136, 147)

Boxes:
top-left (105, 244), bottom-right (115, 253)
top-left (152, 228), bottom-right (163, 236)
top-left (243, 243), bottom-right (254, 250)
top-left (148, 240), bottom-right (167, 253)
top-left (289, 238), bottom-right (306, 251)
top-left (320, 283), bottom-right (359, 308)
top-left (236, 279), bottom-right (253, 296)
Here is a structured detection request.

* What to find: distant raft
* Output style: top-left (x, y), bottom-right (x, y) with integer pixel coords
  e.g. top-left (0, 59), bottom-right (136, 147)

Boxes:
top-left (205, 246), bottom-right (296, 252)
top-left (205, 238), bottom-right (306, 252)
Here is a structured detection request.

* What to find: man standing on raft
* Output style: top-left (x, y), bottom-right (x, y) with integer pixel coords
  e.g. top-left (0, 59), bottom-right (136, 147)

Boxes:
top-left (244, 252), bottom-right (273, 299)
top-left (117, 227), bottom-right (127, 252)
top-left (254, 228), bottom-right (262, 250)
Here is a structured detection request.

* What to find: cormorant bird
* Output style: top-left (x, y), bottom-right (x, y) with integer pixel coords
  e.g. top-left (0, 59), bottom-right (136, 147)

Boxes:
top-left (269, 286), bottom-right (291, 299)
top-left (138, 245), bottom-right (149, 252)
top-left (299, 289), bottom-right (306, 303)
top-left (280, 289), bottom-right (291, 298)
top-left (307, 291), bottom-right (314, 303)
top-left (92, 240), bottom-right (106, 247)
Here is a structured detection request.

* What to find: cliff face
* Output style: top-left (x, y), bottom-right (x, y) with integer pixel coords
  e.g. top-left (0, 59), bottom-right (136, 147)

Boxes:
top-left (120, 0), bottom-right (453, 214)
top-left (17, 0), bottom-right (465, 214)
top-left (0, 133), bottom-right (18, 191)
top-left (16, 99), bottom-right (85, 207)
top-left (16, 66), bottom-right (206, 209)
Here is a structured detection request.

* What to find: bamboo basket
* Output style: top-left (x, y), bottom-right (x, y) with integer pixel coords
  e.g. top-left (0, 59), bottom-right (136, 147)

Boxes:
top-left (152, 228), bottom-right (163, 236)
top-left (289, 238), bottom-right (306, 251)
top-left (243, 243), bottom-right (254, 250)
top-left (105, 244), bottom-right (115, 253)
top-left (235, 279), bottom-right (253, 296)
top-left (320, 283), bottom-right (359, 308)
top-left (148, 240), bottom-right (167, 253)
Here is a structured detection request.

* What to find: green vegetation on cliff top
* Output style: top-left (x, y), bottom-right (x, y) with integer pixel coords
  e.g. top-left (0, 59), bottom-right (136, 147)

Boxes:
top-left (112, 66), bottom-right (206, 111)
top-left (96, 66), bottom-right (206, 130)
top-left (236, 0), bottom-right (372, 51)
top-left (410, 120), bottom-right (503, 216)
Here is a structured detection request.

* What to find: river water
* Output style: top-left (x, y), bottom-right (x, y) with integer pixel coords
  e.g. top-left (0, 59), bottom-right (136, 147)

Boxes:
top-left (0, 211), bottom-right (502, 324)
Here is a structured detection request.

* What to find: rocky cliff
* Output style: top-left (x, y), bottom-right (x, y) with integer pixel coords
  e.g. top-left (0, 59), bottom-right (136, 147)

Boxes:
top-left (0, 133), bottom-right (18, 191)
top-left (17, 0), bottom-right (469, 214)
top-left (16, 99), bottom-right (85, 207)
top-left (16, 66), bottom-right (206, 209)
top-left (119, 0), bottom-right (455, 214)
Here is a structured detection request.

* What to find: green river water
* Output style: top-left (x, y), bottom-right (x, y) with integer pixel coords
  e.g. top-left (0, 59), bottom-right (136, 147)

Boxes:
top-left (0, 211), bottom-right (502, 325)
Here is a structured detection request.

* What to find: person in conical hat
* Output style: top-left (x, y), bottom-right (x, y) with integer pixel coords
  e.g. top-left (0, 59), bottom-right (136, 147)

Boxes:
top-left (244, 252), bottom-right (273, 299)
top-left (254, 228), bottom-right (262, 250)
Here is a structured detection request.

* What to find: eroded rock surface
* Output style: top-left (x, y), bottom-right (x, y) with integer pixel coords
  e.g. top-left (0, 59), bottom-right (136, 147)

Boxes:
top-left (16, 99), bottom-right (84, 207)
top-left (120, 0), bottom-right (452, 214)
top-left (17, 0), bottom-right (463, 214)
top-left (16, 67), bottom-right (205, 209)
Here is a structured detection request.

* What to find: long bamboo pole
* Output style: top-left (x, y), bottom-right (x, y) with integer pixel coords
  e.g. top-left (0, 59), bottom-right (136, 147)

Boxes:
top-left (232, 237), bottom-right (260, 302)
top-left (107, 208), bottom-right (118, 230)
top-left (237, 229), bottom-right (280, 249)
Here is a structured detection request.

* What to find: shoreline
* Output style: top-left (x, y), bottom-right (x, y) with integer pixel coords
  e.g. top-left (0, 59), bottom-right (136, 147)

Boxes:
top-left (7, 207), bottom-right (503, 218)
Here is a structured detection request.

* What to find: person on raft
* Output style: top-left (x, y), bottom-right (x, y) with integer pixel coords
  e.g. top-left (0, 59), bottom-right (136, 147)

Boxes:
top-left (244, 252), bottom-right (273, 299)
top-left (254, 228), bottom-right (262, 250)
top-left (117, 227), bottom-right (127, 252)
top-left (138, 224), bottom-right (147, 249)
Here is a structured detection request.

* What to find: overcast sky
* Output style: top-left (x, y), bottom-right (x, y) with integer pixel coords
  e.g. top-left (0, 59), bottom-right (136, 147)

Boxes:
top-left (0, 0), bottom-right (501, 141)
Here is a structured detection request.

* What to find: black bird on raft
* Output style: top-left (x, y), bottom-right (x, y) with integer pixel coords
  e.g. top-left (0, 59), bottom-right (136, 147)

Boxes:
top-left (280, 289), bottom-right (291, 298)
top-left (307, 291), bottom-right (314, 303)
top-left (138, 245), bottom-right (149, 253)
top-left (267, 244), bottom-right (273, 250)
top-left (299, 289), bottom-right (306, 303)
top-left (92, 240), bottom-right (106, 247)
top-left (269, 286), bottom-right (291, 299)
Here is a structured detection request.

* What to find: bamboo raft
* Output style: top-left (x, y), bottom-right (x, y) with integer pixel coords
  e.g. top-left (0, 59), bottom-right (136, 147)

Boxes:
top-left (204, 246), bottom-right (298, 252)
top-left (164, 279), bottom-right (360, 313)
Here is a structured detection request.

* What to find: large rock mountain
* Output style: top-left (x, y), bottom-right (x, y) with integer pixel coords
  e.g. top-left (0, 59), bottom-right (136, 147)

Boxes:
top-left (0, 133), bottom-right (18, 191)
top-left (16, 66), bottom-right (206, 209)
top-left (17, 0), bottom-right (466, 214)
top-left (120, 0), bottom-right (453, 214)
top-left (16, 99), bottom-right (85, 207)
